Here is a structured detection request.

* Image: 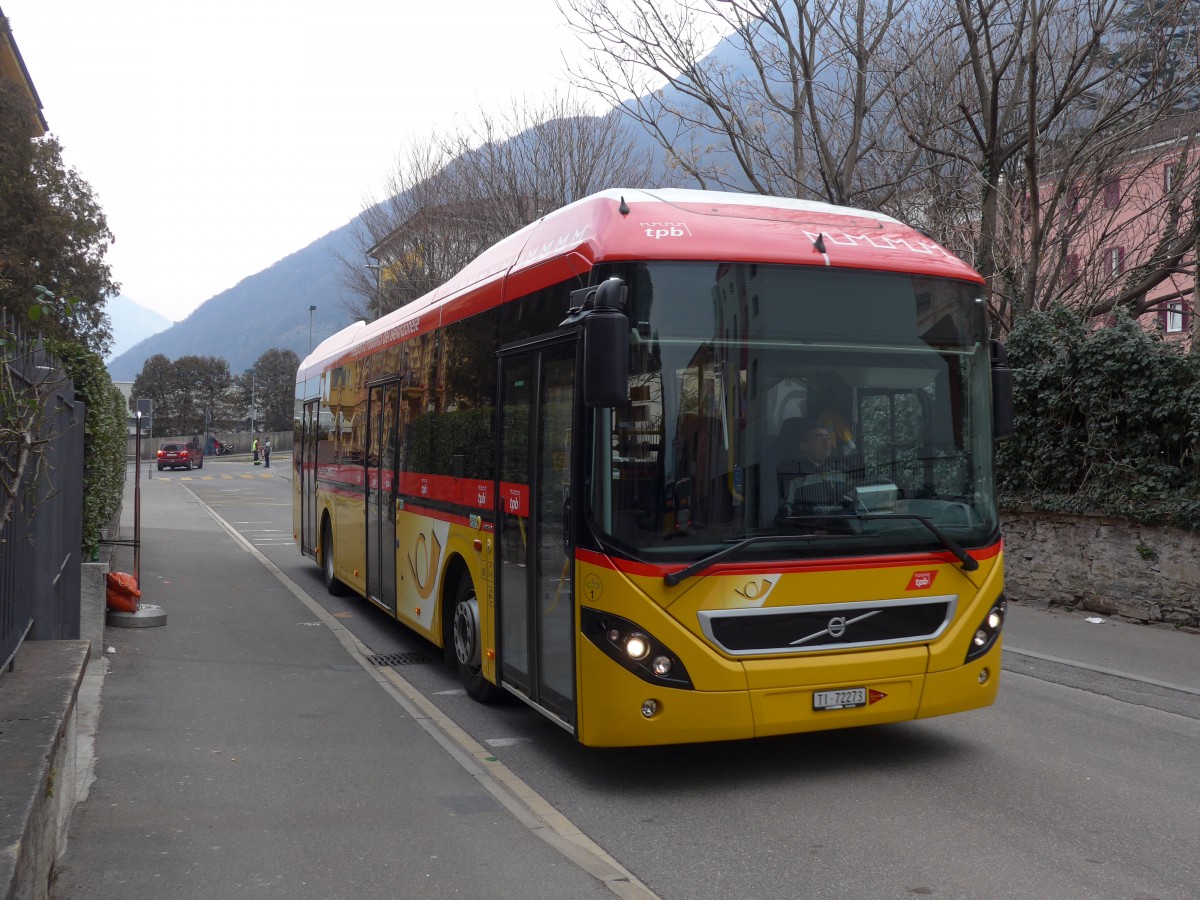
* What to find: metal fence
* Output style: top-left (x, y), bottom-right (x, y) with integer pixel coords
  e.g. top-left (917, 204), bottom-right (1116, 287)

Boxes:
top-left (0, 313), bottom-right (84, 671)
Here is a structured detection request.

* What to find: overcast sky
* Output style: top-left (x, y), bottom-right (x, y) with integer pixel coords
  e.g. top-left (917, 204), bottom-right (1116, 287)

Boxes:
top-left (6, 0), bottom-right (602, 322)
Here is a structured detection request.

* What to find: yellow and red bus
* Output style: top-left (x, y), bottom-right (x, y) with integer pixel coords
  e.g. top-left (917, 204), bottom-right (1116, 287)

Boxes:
top-left (294, 189), bottom-right (1012, 747)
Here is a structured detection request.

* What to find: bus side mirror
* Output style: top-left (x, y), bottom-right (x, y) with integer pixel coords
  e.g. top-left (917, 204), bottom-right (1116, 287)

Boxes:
top-left (990, 339), bottom-right (1014, 440)
top-left (581, 278), bottom-right (630, 408)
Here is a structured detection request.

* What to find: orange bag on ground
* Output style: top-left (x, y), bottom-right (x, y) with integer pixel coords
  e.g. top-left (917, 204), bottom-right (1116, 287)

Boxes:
top-left (106, 572), bottom-right (141, 613)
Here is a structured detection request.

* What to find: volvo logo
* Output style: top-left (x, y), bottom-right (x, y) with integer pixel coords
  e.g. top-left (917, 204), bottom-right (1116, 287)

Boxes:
top-left (789, 609), bottom-right (881, 646)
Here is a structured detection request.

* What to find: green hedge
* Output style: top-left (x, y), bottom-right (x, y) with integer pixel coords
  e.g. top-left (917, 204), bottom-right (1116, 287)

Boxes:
top-left (47, 339), bottom-right (127, 554)
top-left (997, 305), bottom-right (1200, 528)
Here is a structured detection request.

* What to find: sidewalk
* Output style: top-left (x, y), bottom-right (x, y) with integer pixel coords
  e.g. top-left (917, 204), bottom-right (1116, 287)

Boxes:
top-left (49, 467), bottom-right (632, 900)
top-left (1005, 600), bottom-right (1200, 695)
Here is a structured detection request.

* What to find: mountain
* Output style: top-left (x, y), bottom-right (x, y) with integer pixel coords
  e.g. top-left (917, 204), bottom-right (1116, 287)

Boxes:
top-left (104, 295), bottom-right (173, 362)
top-left (105, 224), bottom-right (360, 379)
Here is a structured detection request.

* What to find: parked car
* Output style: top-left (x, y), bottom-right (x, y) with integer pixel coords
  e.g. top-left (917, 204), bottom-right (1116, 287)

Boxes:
top-left (157, 441), bottom-right (204, 471)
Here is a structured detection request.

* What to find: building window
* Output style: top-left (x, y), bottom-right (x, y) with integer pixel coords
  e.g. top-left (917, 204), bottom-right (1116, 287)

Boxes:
top-left (1165, 301), bottom-right (1185, 334)
top-left (1065, 253), bottom-right (1080, 281)
top-left (1104, 178), bottom-right (1121, 208)
top-left (1107, 247), bottom-right (1124, 276)
top-left (1163, 165), bottom-right (1174, 193)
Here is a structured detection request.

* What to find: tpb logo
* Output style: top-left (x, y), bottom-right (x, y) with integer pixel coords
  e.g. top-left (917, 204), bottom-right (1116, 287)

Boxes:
top-left (641, 221), bottom-right (692, 240)
top-left (906, 570), bottom-right (937, 591)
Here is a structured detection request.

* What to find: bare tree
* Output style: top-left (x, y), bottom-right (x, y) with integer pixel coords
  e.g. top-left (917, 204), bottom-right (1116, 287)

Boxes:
top-left (446, 93), bottom-right (657, 227)
top-left (562, 0), bottom-right (1200, 334)
top-left (337, 92), bottom-right (656, 320)
top-left (561, 0), bottom-right (934, 207)
top-left (892, 0), bottom-right (1200, 329)
top-left (337, 138), bottom-right (464, 321)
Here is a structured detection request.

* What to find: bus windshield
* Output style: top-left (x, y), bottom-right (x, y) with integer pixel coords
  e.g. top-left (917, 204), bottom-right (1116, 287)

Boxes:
top-left (588, 261), bottom-right (999, 563)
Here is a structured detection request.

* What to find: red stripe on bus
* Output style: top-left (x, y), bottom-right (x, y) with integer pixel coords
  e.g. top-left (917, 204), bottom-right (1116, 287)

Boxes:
top-left (576, 539), bottom-right (1002, 579)
top-left (313, 468), bottom-right (527, 516)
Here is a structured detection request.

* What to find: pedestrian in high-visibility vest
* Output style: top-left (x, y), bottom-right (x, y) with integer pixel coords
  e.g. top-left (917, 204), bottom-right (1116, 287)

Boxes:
top-left (252, 437), bottom-right (260, 465)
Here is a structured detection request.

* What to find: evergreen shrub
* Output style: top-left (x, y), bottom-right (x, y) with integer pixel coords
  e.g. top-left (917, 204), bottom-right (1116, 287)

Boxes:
top-left (997, 305), bottom-right (1200, 528)
top-left (47, 339), bottom-right (127, 554)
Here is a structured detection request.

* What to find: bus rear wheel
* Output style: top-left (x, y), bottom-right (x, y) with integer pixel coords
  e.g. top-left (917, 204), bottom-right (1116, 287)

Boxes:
top-left (321, 522), bottom-right (348, 596)
top-left (452, 576), bottom-right (499, 703)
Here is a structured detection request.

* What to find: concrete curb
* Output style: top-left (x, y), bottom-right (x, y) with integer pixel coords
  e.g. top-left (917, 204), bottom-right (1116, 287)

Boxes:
top-left (0, 641), bottom-right (90, 900)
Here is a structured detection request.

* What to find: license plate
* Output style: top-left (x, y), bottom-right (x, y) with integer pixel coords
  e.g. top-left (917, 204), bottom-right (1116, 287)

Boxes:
top-left (813, 687), bottom-right (868, 710)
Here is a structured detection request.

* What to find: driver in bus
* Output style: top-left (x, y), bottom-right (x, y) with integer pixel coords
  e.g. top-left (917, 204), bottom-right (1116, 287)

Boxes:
top-left (779, 418), bottom-right (851, 515)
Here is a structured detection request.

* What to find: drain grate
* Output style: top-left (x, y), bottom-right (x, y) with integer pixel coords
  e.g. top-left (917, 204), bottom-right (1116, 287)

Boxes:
top-left (366, 651), bottom-right (431, 667)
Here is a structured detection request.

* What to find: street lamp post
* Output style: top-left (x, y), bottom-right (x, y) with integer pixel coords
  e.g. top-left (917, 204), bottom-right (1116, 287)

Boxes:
top-left (308, 305), bottom-right (317, 352)
top-left (134, 411), bottom-right (142, 580)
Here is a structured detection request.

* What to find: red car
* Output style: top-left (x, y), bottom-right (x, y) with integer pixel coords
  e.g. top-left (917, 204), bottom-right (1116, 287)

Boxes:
top-left (157, 441), bottom-right (204, 471)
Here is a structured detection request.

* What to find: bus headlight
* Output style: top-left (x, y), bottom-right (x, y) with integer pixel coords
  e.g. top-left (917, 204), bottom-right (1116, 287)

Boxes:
top-left (581, 607), bottom-right (694, 689)
top-left (965, 596), bottom-right (1007, 662)
top-left (625, 633), bottom-right (651, 660)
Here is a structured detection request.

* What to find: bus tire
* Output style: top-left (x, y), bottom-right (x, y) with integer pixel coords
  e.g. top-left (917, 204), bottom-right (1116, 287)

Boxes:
top-left (321, 521), bottom-right (348, 596)
top-left (452, 575), bottom-right (499, 703)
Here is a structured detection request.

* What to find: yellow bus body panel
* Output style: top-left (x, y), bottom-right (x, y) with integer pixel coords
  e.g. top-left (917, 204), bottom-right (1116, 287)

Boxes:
top-left (577, 637), bottom-right (999, 747)
top-left (577, 639), bottom-right (757, 746)
top-left (574, 550), bottom-right (1004, 747)
top-left (333, 495), bottom-right (367, 598)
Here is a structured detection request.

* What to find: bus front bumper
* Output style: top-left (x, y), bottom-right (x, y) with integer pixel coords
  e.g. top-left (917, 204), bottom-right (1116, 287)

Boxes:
top-left (575, 639), bottom-right (1002, 748)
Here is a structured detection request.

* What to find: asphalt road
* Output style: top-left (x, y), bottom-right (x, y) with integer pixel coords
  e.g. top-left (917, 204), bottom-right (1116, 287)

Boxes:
top-left (131, 461), bottom-right (1200, 899)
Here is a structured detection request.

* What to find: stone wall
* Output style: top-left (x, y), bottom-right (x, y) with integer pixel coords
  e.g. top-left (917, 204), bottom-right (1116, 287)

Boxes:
top-left (1002, 510), bottom-right (1200, 628)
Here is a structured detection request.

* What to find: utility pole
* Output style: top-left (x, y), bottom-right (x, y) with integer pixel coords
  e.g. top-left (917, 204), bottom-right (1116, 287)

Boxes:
top-left (309, 305), bottom-right (317, 352)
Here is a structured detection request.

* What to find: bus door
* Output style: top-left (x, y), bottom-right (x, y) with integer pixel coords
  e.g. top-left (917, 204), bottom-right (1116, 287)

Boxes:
top-left (496, 338), bottom-right (579, 730)
top-left (300, 399), bottom-right (319, 556)
top-left (366, 382), bottom-right (400, 612)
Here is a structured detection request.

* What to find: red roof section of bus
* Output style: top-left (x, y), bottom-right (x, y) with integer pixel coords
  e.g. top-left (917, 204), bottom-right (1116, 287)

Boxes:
top-left (510, 189), bottom-right (981, 281)
top-left (299, 189), bottom-right (983, 380)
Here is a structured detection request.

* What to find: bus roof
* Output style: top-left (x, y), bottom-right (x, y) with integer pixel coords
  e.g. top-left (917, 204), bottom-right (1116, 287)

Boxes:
top-left (299, 188), bottom-right (983, 381)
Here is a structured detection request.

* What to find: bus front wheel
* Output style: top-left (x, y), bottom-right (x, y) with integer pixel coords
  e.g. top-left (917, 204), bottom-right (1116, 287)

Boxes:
top-left (321, 522), bottom-right (348, 596)
top-left (452, 576), bottom-right (499, 703)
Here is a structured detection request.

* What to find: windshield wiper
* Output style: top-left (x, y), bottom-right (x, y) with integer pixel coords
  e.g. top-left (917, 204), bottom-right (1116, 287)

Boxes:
top-left (664, 534), bottom-right (825, 587)
top-left (662, 513), bottom-right (977, 587)
top-left (856, 513), bottom-right (978, 572)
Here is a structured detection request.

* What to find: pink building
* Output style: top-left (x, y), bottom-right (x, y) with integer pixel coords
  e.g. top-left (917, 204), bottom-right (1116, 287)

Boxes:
top-left (1055, 115), bottom-right (1199, 347)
